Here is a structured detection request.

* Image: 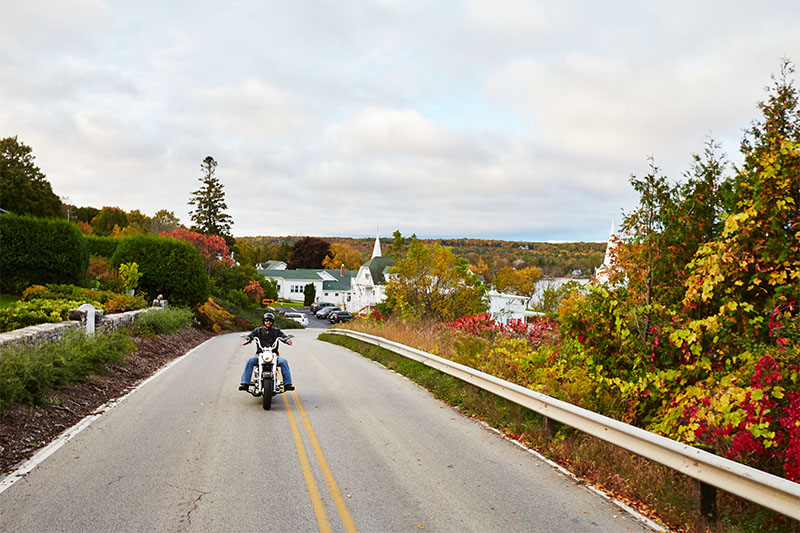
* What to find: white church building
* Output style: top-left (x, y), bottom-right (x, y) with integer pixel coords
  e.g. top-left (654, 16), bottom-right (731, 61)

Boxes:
top-left (348, 235), bottom-right (395, 314)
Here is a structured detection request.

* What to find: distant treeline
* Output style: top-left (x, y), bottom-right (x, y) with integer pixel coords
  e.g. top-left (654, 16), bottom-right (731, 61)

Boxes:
top-left (236, 235), bottom-right (606, 279)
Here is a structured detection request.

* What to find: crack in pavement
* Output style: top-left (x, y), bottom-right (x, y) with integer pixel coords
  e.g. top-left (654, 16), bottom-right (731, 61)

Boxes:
top-left (169, 485), bottom-right (210, 527)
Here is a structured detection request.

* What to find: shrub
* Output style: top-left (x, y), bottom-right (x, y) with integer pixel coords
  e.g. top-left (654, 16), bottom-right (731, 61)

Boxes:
top-left (195, 297), bottom-right (251, 333)
top-left (21, 285), bottom-right (48, 300)
top-left (0, 213), bottom-right (89, 294)
top-left (85, 235), bottom-right (120, 259)
top-left (224, 289), bottom-right (250, 310)
top-left (103, 294), bottom-right (147, 313)
top-left (303, 283), bottom-right (315, 306)
top-left (0, 284), bottom-right (147, 332)
top-left (22, 284), bottom-right (146, 309)
top-left (243, 280), bottom-right (264, 303)
top-left (0, 328), bottom-right (135, 410)
top-left (135, 307), bottom-right (194, 336)
top-left (112, 234), bottom-right (209, 307)
top-left (88, 256), bottom-right (113, 280)
top-left (0, 298), bottom-right (101, 332)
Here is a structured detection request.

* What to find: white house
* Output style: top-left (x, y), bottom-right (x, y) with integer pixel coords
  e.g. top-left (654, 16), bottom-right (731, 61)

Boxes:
top-left (262, 268), bottom-right (358, 307)
top-left (318, 267), bottom-right (357, 308)
top-left (487, 289), bottom-right (563, 325)
top-left (257, 268), bottom-right (355, 306)
top-left (257, 268), bottom-right (327, 302)
top-left (486, 290), bottom-right (540, 325)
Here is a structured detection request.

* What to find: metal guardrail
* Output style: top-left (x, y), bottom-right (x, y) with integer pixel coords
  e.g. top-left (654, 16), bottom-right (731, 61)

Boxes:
top-left (327, 329), bottom-right (800, 521)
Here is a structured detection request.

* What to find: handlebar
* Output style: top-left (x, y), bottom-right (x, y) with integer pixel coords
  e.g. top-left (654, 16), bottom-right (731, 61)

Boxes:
top-left (244, 334), bottom-right (294, 352)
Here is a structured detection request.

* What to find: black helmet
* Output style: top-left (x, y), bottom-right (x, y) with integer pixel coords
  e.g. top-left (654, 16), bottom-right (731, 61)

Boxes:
top-left (263, 312), bottom-right (275, 323)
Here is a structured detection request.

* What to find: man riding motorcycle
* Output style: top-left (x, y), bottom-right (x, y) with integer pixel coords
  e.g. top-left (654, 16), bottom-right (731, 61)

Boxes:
top-left (240, 312), bottom-right (295, 391)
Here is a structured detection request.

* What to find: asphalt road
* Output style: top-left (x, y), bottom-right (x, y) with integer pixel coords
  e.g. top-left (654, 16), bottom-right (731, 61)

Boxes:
top-left (0, 329), bottom-right (654, 532)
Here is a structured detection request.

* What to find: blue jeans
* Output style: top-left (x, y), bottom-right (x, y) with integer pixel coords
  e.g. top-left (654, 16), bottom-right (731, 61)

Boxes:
top-left (240, 355), bottom-right (292, 385)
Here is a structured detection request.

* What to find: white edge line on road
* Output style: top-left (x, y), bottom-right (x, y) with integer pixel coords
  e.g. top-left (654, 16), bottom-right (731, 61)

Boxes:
top-left (477, 421), bottom-right (667, 532)
top-left (0, 337), bottom-right (215, 495)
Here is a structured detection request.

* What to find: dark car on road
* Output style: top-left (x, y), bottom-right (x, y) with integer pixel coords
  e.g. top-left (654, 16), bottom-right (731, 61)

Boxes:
top-left (316, 306), bottom-right (340, 319)
top-left (310, 301), bottom-right (335, 314)
top-left (328, 310), bottom-right (354, 324)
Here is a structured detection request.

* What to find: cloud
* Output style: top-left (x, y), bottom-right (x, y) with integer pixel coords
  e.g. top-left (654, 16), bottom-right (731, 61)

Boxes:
top-left (166, 79), bottom-right (306, 139)
top-left (325, 107), bottom-right (457, 157)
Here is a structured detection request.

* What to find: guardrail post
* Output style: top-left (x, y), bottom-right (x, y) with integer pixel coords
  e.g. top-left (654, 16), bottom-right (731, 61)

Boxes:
top-left (543, 416), bottom-right (557, 438)
top-left (695, 445), bottom-right (717, 522)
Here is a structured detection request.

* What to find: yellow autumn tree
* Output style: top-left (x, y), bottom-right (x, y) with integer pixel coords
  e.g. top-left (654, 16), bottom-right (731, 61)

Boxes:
top-left (493, 265), bottom-right (542, 297)
top-left (322, 242), bottom-right (363, 270)
top-left (384, 241), bottom-right (487, 321)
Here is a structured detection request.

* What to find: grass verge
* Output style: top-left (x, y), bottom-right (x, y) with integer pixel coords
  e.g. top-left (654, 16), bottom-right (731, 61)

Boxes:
top-left (276, 300), bottom-right (306, 308)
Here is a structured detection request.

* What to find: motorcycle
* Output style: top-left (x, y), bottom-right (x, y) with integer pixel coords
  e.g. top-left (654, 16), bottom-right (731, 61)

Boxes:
top-left (241, 334), bottom-right (294, 410)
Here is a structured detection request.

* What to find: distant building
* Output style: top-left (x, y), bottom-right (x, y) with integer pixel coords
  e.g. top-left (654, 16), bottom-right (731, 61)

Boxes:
top-left (348, 234), bottom-right (395, 314)
top-left (257, 268), bottom-right (331, 302)
top-left (256, 260), bottom-right (287, 270)
top-left (486, 290), bottom-right (541, 325)
top-left (319, 267), bottom-right (357, 307)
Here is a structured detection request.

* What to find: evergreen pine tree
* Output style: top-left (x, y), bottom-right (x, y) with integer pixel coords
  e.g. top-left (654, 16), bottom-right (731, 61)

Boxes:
top-left (188, 156), bottom-right (234, 243)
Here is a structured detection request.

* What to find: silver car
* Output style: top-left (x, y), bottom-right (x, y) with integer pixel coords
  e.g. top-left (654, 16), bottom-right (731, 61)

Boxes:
top-left (284, 311), bottom-right (308, 326)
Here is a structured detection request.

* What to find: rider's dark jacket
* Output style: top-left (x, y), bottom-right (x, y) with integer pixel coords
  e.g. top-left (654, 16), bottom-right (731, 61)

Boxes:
top-left (246, 325), bottom-right (290, 354)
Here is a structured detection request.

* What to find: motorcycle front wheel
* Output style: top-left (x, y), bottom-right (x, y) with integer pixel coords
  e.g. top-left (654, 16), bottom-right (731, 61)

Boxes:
top-left (262, 378), bottom-right (274, 410)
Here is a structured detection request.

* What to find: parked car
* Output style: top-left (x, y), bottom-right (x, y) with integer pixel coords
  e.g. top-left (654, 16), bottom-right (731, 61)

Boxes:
top-left (316, 306), bottom-right (340, 319)
top-left (310, 301), bottom-right (335, 314)
top-left (284, 311), bottom-right (308, 327)
top-left (328, 310), bottom-right (354, 324)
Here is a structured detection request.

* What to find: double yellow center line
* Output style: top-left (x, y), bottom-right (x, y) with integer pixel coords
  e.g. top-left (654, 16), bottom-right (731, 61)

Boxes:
top-left (283, 391), bottom-right (357, 533)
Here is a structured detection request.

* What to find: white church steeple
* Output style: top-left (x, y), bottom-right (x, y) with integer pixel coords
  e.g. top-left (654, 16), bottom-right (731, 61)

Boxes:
top-left (594, 216), bottom-right (617, 284)
top-left (371, 231), bottom-right (382, 259)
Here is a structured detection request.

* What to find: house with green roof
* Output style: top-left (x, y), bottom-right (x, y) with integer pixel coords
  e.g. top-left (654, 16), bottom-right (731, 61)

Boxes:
top-left (257, 266), bottom-right (357, 307)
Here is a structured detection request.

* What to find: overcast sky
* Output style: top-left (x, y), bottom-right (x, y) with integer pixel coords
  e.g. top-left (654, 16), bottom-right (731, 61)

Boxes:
top-left (2, 1), bottom-right (798, 242)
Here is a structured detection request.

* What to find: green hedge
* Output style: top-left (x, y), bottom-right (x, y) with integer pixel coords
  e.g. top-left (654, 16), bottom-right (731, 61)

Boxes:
top-left (85, 235), bottom-right (120, 259)
top-left (111, 234), bottom-right (209, 307)
top-left (0, 213), bottom-right (89, 294)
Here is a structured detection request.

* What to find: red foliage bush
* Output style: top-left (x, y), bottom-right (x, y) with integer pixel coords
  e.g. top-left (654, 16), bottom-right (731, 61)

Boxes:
top-left (444, 314), bottom-right (558, 346)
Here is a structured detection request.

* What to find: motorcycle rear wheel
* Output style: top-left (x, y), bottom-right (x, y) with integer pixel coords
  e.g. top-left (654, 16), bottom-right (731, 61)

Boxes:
top-left (262, 378), bottom-right (274, 410)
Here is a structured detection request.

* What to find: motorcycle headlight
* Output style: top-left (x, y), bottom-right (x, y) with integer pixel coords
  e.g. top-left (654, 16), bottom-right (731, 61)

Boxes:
top-left (260, 351), bottom-right (274, 363)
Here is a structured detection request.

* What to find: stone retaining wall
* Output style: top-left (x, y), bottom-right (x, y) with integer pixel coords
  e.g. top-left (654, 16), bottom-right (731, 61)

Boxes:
top-left (0, 307), bottom-right (163, 348)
